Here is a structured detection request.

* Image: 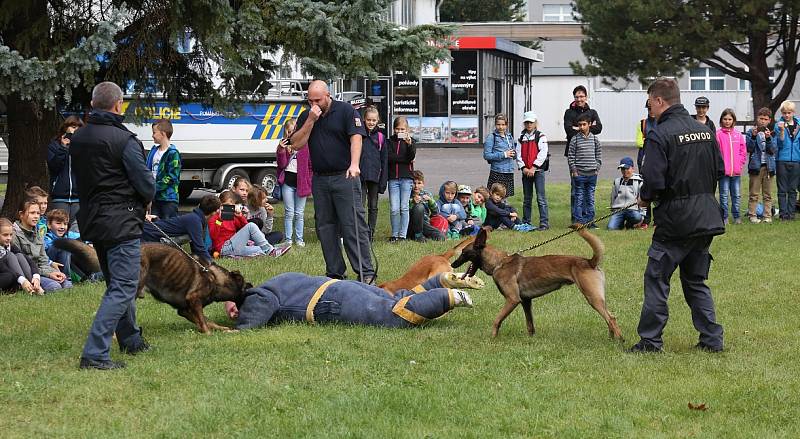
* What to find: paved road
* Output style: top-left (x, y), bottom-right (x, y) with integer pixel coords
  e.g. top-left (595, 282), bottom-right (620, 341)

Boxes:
top-left (186, 144), bottom-right (640, 204)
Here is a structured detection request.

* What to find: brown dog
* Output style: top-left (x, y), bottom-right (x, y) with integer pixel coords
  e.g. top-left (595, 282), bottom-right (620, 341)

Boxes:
top-left (451, 227), bottom-right (623, 340)
top-left (379, 236), bottom-right (476, 294)
top-left (138, 243), bottom-right (252, 333)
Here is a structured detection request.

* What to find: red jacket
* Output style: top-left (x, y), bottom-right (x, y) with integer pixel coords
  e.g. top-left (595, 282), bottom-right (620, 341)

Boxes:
top-left (519, 130), bottom-right (542, 169)
top-left (208, 212), bottom-right (248, 253)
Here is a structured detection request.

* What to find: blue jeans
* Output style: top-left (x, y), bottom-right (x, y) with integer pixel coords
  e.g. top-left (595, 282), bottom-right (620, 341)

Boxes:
top-left (221, 222), bottom-right (272, 257)
top-left (607, 209), bottom-right (644, 230)
top-left (571, 174), bottom-right (597, 224)
top-left (388, 178), bottom-right (413, 238)
top-left (282, 184), bottom-right (307, 243)
top-left (81, 239), bottom-right (144, 360)
top-left (521, 171), bottom-right (549, 226)
top-left (151, 200), bottom-right (178, 220)
top-left (718, 175), bottom-right (741, 220)
top-left (776, 161), bottom-right (800, 218)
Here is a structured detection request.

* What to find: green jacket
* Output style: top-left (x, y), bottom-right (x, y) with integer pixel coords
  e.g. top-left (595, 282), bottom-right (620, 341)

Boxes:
top-left (12, 221), bottom-right (56, 276)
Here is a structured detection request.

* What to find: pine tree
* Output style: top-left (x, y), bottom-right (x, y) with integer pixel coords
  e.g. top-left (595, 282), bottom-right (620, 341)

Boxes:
top-left (572, 0), bottom-right (800, 117)
top-left (0, 0), bottom-right (450, 218)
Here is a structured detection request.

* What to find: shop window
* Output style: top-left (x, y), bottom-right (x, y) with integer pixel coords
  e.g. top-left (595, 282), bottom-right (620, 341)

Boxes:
top-left (690, 67), bottom-right (725, 91)
top-left (542, 4), bottom-right (575, 22)
top-left (422, 78), bottom-right (449, 117)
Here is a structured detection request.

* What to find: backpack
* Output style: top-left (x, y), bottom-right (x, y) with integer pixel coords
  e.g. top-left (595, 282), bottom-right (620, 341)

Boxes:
top-left (519, 131), bottom-right (550, 171)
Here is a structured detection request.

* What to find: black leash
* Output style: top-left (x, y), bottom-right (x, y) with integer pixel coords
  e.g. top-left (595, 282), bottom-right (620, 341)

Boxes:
top-left (147, 219), bottom-right (210, 272)
top-left (514, 201), bottom-right (641, 254)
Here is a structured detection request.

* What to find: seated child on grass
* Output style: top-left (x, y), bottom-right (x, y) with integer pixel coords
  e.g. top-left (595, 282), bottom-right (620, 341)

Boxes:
top-left (456, 184), bottom-right (482, 236)
top-left (13, 199), bottom-right (72, 291)
top-left (246, 184), bottom-right (284, 245)
top-left (435, 180), bottom-right (467, 238)
top-left (485, 183), bottom-right (534, 231)
top-left (209, 190), bottom-right (290, 258)
top-left (407, 170), bottom-right (444, 242)
top-left (43, 209), bottom-right (103, 282)
top-left (472, 186), bottom-right (489, 224)
top-left (0, 218), bottom-right (45, 295)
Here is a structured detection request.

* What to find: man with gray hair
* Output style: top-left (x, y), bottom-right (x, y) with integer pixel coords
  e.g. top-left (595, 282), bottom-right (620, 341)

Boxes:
top-left (70, 81), bottom-right (155, 370)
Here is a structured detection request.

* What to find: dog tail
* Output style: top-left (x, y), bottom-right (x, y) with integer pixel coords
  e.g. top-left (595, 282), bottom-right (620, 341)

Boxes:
top-left (51, 238), bottom-right (101, 273)
top-left (577, 228), bottom-right (604, 268)
top-left (441, 235), bottom-right (476, 260)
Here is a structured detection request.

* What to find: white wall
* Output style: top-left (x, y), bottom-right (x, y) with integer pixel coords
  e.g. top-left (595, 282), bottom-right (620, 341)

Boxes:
top-left (530, 76), bottom-right (590, 142)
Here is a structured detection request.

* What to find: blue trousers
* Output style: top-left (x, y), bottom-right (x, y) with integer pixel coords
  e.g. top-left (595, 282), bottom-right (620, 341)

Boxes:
top-left (636, 236), bottom-right (724, 350)
top-left (521, 171), bottom-right (549, 227)
top-left (571, 174), bottom-right (597, 224)
top-left (388, 178), bottom-right (413, 238)
top-left (151, 200), bottom-right (179, 220)
top-left (607, 209), bottom-right (643, 230)
top-left (81, 239), bottom-right (144, 361)
top-left (718, 175), bottom-right (741, 221)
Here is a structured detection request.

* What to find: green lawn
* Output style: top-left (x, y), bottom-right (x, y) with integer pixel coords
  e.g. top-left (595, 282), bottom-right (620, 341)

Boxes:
top-left (1, 181), bottom-right (798, 438)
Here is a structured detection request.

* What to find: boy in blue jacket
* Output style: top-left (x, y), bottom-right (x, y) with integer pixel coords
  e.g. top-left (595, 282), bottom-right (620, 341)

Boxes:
top-left (746, 107), bottom-right (778, 223)
top-left (774, 100), bottom-right (800, 220)
top-left (147, 119), bottom-right (182, 220)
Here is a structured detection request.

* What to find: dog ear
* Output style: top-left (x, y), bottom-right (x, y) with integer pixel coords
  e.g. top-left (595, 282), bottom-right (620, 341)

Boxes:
top-left (474, 227), bottom-right (489, 250)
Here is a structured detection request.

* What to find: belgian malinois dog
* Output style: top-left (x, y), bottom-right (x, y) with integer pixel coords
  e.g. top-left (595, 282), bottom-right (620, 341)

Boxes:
top-left (379, 236), bottom-right (478, 294)
top-left (138, 243), bottom-right (252, 333)
top-left (54, 240), bottom-right (251, 334)
top-left (451, 227), bottom-right (623, 340)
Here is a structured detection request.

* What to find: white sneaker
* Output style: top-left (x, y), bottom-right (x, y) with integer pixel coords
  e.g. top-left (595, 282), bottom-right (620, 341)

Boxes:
top-left (749, 216), bottom-right (761, 224)
top-left (763, 217), bottom-right (772, 223)
top-left (452, 289), bottom-right (473, 308)
top-left (296, 240), bottom-right (306, 247)
top-left (441, 272), bottom-right (485, 289)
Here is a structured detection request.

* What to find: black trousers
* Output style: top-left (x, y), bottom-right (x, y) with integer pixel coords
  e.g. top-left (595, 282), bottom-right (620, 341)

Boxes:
top-left (312, 173), bottom-right (374, 280)
top-left (361, 181), bottom-right (380, 240)
top-left (636, 236), bottom-right (724, 349)
top-left (407, 203), bottom-right (445, 240)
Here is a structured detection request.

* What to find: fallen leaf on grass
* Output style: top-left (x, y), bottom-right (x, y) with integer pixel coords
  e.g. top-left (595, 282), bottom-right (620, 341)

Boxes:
top-left (688, 402), bottom-right (708, 411)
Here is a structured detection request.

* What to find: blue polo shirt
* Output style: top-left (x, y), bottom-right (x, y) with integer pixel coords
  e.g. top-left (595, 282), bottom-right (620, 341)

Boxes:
top-left (295, 99), bottom-right (367, 173)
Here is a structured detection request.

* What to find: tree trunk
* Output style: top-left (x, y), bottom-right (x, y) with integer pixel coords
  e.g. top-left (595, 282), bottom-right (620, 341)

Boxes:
top-left (1, 94), bottom-right (59, 219)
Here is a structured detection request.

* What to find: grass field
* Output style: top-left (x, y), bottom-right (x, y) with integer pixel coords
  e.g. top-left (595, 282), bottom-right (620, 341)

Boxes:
top-left (1, 181), bottom-right (798, 438)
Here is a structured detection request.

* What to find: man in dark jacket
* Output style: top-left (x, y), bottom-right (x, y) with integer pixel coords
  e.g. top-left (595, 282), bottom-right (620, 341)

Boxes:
top-left (141, 194), bottom-right (220, 263)
top-left (628, 78), bottom-right (725, 354)
top-left (70, 81), bottom-right (155, 370)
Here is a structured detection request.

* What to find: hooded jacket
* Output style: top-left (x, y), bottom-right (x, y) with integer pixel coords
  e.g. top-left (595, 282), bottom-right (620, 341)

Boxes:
top-left (146, 144), bottom-right (182, 202)
top-left (47, 138), bottom-right (79, 202)
top-left (436, 184), bottom-right (467, 220)
top-left (563, 102), bottom-right (602, 156)
top-left (745, 128), bottom-right (777, 175)
top-left (715, 127), bottom-right (747, 177)
top-left (774, 116), bottom-right (800, 163)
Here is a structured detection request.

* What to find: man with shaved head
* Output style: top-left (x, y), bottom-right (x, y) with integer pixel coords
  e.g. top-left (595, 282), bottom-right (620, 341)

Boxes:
top-left (291, 80), bottom-right (375, 283)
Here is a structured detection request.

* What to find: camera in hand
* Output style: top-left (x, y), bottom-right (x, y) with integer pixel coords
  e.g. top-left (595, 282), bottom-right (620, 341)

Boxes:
top-left (221, 204), bottom-right (235, 221)
top-left (64, 132), bottom-right (74, 140)
top-left (757, 126), bottom-right (767, 133)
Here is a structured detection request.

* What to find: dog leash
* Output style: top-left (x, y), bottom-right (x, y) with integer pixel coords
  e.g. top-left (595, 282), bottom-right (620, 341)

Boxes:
top-left (148, 219), bottom-right (210, 273)
top-left (514, 201), bottom-right (641, 254)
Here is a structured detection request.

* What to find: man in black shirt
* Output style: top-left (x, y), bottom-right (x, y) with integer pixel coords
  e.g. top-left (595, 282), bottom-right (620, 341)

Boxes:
top-left (291, 80), bottom-right (375, 283)
top-left (628, 78), bottom-right (725, 354)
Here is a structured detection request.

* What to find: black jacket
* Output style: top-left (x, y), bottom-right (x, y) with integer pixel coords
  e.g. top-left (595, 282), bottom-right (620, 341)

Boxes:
top-left (360, 128), bottom-right (389, 192)
top-left (563, 102), bottom-right (602, 156)
top-left (69, 110), bottom-right (155, 243)
top-left (641, 104), bottom-right (725, 241)
top-left (387, 135), bottom-right (416, 180)
top-left (692, 115), bottom-right (717, 133)
top-left (47, 139), bottom-right (79, 201)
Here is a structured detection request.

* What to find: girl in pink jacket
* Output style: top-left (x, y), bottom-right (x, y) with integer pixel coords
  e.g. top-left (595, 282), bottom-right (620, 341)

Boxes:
top-left (716, 108), bottom-right (748, 224)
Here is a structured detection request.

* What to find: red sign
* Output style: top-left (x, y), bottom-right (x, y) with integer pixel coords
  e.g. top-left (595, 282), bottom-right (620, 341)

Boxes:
top-left (450, 37), bottom-right (497, 50)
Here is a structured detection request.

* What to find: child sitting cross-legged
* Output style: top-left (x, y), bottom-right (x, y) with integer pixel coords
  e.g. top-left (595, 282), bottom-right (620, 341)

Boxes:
top-left (209, 190), bottom-right (290, 258)
top-left (485, 183), bottom-right (534, 231)
top-left (0, 218), bottom-right (45, 295)
top-left (407, 170), bottom-right (444, 242)
top-left (13, 199), bottom-right (72, 291)
top-left (436, 180), bottom-right (468, 239)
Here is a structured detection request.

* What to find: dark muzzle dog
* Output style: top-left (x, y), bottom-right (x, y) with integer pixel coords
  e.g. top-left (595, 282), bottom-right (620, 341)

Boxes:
top-left (452, 227), bottom-right (623, 340)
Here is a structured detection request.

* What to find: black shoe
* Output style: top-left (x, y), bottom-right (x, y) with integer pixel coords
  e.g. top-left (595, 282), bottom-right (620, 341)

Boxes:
top-left (588, 223), bottom-right (599, 229)
top-left (389, 237), bottom-right (398, 243)
top-left (694, 342), bottom-right (723, 353)
top-left (625, 341), bottom-right (663, 353)
top-left (121, 340), bottom-right (151, 355)
top-left (538, 224), bottom-right (550, 231)
top-left (414, 236), bottom-right (428, 243)
top-left (80, 357), bottom-right (126, 370)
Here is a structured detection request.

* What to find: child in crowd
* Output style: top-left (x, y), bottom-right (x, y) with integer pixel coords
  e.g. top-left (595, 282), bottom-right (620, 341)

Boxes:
top-left (147, 118), bottom-right (182, 219)
top-left (359, 107), bottom-right (388, 241)
top-left (607, 157), bottom-right (645, 230)
top-left (42, 208), bottom-right (89, 282)
top-left (472, 187), bottom-right (489, 224)
top-left (0, 218), bottom-right (44, 295)
top-left (518, 111), bottom-right (550, 230)
top-left (407, 170), bottom-right (444, 242)
top-left (436, 180), bottom-right (467, 237)
top-left (456, 184), bottom-right (482, 236)
top-left (387, 116), bottom-right (416, 242)
top-left (25, 186), bottom-right (49, 238)
top-left (246, 185), bottom-right (284, 245)
top-left (13, 199), bottom-right (72, 291)
top-left (746, 107), bottom-right (778, 223)
top-left (277, 118), bottom-right (312, 247)
top-left (774, 100), bottom-right (800, 220)
top-left (692, 96), bottom-right (716, 132)
top-left (483, 113), bottom-right (520, 197)
top-left (567, 113), bottom-right (602, 227)
top-left (233, 176), bottom-right (252, 204)
top-left (485, 183), bottom-right (531, 231)
top-left (716, 108), bottom-right (747, 224)
top-left (209, 190), bottom-right (290, 258)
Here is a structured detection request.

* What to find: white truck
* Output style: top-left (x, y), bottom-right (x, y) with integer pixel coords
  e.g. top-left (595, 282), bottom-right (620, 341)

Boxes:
top-left (123, 81), bottom-right (309, 200)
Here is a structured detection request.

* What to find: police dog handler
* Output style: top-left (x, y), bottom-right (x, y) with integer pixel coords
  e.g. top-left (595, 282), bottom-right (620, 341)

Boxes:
top-left (225, 272), bottom-right (482, 329)
top-left (71, 82), bottom-right (155, 370)
top-left (628, 78), bottom-right (725, 354)
top-left (291, 80), bottom-right (375, 283)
